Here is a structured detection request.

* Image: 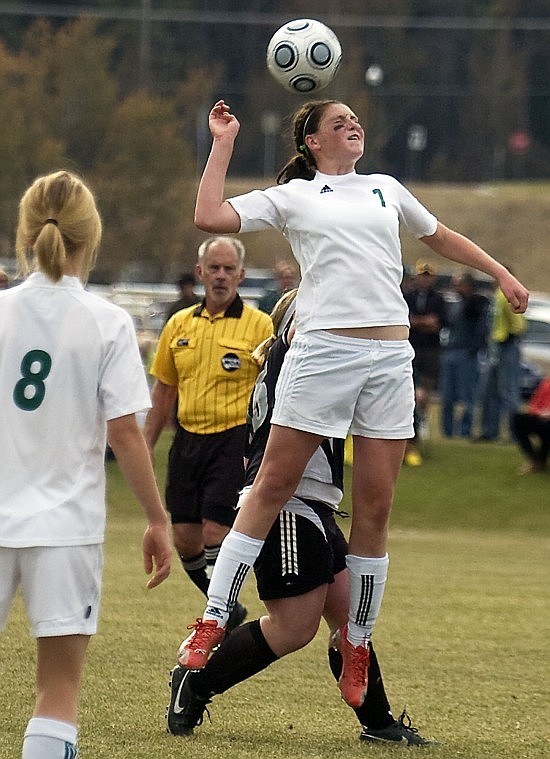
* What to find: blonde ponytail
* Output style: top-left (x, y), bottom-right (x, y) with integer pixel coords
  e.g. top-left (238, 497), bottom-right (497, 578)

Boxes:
top-left (16, 171), bottom-right (102, 282)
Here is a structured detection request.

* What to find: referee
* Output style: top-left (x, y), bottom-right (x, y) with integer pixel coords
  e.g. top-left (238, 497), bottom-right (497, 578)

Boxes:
top-left (144, 236), bottom-right (272, 629)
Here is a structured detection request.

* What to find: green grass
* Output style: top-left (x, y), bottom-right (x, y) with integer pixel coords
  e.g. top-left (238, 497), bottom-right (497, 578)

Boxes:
top-left (393, 435), bottom-right (550, 535)
top-left (1, 430), bottom-right (549, 758)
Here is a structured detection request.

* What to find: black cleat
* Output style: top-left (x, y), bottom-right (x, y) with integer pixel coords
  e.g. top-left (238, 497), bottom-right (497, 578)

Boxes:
top-left (360, 709), bottom-right (434, 746)
top-left (226, 601), bottom-right (248, 634)
top-left (166, 665), bottom-right (211, 736)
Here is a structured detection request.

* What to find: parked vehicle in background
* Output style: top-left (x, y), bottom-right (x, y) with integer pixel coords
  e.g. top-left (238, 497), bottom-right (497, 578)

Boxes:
top-left (88, 283), bottom-right (176, 336)
top-left (522, 295), bottom-right (550, 373)
top-left (525, 291), bottom-right (550, 309)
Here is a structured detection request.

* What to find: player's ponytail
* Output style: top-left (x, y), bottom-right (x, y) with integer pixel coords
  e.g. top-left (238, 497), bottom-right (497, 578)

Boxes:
top-left (32, 220), bottom-right (67, 282)
top-left (277, 100), bottom-right (337, 184)
top-left (252, 288), bottom-right (298, 365)
top-left (16, 171), bottom-right (102, 283)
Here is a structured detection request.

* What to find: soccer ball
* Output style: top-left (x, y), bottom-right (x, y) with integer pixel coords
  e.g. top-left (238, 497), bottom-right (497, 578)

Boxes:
top-left (266, 19), bottom-right (342, 94)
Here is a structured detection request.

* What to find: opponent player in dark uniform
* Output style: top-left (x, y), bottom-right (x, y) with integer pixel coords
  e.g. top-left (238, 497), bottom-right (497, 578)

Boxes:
top-left (166, 290), bottom-right (431, 746)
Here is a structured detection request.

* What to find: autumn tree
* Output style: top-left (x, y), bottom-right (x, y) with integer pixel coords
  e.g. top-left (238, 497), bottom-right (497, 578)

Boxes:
top-left (0, 37), bottom-right (65, 253)
top-left (92, 91), bottom-right (196, 282)
top-left (0, 15), bottom-right (199, 281)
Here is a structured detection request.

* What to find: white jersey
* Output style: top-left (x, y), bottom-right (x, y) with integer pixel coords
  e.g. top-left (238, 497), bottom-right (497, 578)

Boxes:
top-left (228, 171), bottom-right (437, 333)
top-left (0, 273), bottom-right (151, 547)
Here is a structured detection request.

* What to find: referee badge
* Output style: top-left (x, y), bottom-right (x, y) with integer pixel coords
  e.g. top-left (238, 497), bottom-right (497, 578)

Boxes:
top-left (221, 352), bottom-right (241, 372)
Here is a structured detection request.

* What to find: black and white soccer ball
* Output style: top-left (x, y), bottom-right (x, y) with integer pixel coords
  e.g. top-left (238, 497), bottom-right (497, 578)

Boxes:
top-left (266, 19), bottom-right (342, 94)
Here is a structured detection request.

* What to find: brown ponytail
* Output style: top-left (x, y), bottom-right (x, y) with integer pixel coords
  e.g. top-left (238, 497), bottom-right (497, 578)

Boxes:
top-left (276, 100), bottom-right (338, 184)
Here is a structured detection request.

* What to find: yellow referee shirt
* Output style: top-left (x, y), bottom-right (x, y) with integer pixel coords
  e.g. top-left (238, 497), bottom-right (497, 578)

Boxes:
top-left (151, 295), bottom-right (273, 434)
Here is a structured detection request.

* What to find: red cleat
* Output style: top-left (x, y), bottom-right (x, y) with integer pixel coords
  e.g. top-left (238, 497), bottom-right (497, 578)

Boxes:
top-left (177, 618), bottom-right (226, 670)
top-left (336, 624), bottom-right (370, 708)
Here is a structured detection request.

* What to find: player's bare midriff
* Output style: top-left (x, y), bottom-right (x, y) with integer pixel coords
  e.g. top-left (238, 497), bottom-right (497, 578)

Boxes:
top-left (327, 325), bottom-right (409, 340)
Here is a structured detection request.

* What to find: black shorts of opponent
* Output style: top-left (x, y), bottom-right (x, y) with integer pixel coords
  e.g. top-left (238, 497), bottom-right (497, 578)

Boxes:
top-left (254, 498), bottom-right (348, 601)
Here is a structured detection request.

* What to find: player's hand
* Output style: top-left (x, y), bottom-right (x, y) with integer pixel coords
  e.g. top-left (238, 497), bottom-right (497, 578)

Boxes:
top-left (499, 270), bottom-right (529, 313)
top-left (142, 523), bottom-right (172, 588)
top-left (209, 100), bottom-right (240, 140)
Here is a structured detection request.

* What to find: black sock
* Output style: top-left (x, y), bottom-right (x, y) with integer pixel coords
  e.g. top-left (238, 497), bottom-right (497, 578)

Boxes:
top-left (190, 620), bottom-right (278, 698)
top-left (180, 551), bottom-right (209, 597)
top-left (327, 642), bottom-right (394, 730)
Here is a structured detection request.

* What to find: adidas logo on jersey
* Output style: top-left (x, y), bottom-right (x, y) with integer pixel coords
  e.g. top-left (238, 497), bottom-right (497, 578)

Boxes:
top-left (320, 184), bottom-right (333, 194)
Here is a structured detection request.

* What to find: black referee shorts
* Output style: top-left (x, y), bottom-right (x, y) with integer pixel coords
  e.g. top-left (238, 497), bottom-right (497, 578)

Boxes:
top-left (254, 501), bottom-right (349, 601)
top-left (165, 424), bottom-right (246, 526)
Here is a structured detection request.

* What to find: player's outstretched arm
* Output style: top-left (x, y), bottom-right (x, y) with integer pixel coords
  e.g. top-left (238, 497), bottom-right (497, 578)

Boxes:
top-left (107, 414), bottom-right (172, 588)
top-left (194, 100), bottom-right (241, 233)
top-left (421, 222), bottom-right (529, 313)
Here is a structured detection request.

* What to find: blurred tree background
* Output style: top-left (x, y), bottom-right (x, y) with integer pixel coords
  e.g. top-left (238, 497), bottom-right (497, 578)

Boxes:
top-left (1, 0), bottom-right (550, 282)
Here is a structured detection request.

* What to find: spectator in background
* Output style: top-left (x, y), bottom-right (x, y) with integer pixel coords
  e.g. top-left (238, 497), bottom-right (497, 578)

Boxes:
top-left (0, 269), bottom-right (10, 289)
top-left (477, 272), bottom-right (526, 442)
top-left (440, 273), bottom-right (489, 437)
top-left (258, 259), bottom-right (298, 314)
top-left (144, 236), bottom-right (272, 631)
top-left (165, 271), bottom-right (197, 321)
top-left (403, 259), bottom-right (447, 465)
top-left (512, 375), bottom-right (550, 474)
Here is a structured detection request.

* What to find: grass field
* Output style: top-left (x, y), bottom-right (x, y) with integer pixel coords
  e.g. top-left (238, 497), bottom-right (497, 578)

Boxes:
top-left (1, 429), bottom-right (548, 758)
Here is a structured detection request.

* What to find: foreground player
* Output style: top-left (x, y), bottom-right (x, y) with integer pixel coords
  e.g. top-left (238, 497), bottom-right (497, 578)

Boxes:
top-left (167, 290), bottom-right (432, 746)
top-left (0, 171), bottom-right (172, 759)
top-left (181, 98), bottom-right (529, 708)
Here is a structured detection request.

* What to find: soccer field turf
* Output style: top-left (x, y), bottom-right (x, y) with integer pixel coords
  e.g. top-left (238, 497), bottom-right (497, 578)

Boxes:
top-left (1, 433), bottom-right (548, 758)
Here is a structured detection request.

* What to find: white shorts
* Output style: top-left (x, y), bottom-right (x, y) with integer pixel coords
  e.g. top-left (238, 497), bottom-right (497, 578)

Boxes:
top-left (0, 544), bottom-right (103, 637)
top-left (272, 330), bottom-right (415, 439)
